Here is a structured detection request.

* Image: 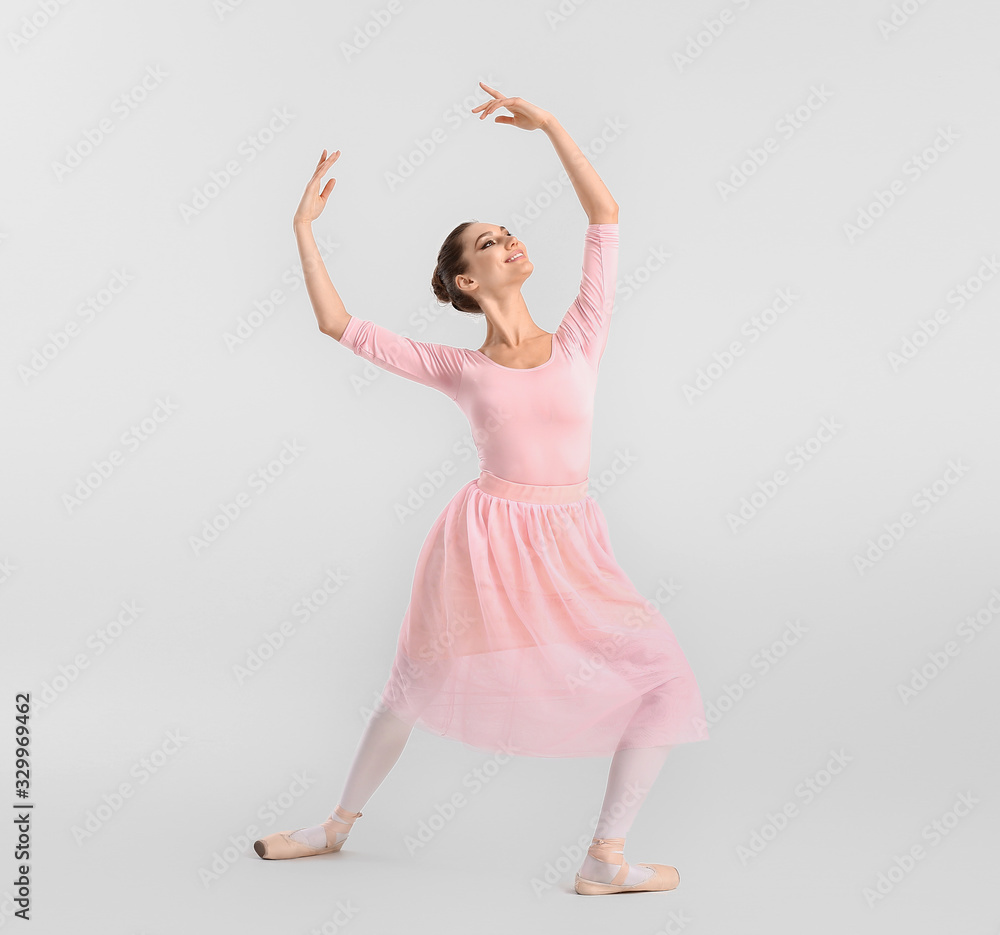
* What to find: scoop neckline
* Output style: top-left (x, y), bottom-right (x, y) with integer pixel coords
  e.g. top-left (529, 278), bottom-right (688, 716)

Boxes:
top-left (471, 332), bottom-right (557, 372)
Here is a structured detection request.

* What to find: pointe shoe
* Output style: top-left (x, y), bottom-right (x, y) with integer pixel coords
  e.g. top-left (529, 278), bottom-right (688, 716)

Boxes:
top-left (574, 837), bottom-right (680, 895)
top-left (253, 805), bottom-right (363, 860)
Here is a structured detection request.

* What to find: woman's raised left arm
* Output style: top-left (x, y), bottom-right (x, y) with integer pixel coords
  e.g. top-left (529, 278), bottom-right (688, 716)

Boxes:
top-left (539, 117), bottom-right (618, 224)
top-left (472, 82), bottom-right (618, 224)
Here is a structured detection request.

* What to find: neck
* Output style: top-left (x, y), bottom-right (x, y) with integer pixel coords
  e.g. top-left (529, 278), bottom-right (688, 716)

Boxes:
top-left (477, 290), bottom-right (542, 347)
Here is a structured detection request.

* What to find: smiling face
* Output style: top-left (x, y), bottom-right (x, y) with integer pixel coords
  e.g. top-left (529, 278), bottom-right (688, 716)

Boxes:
top-left (454, 223), bottom-right (533, 304)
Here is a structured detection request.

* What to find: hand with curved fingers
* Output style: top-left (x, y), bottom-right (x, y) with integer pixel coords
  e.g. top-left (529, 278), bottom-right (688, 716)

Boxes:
top-left (471, 82), bottom-right (553, 131)
top-left (294, 148), bottom-right (341, 226)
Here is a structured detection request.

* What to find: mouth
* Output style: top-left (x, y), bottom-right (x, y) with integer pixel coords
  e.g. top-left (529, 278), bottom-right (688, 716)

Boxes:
top-left (505, 252), bottom-right (525, 263)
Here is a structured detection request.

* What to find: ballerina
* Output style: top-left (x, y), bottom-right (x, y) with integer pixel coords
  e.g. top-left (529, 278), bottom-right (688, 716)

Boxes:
top-left (253, 82), bottom-right (709, 896)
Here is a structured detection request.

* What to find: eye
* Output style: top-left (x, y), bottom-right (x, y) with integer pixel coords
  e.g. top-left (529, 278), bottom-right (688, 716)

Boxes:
top-left (481, 229), bottom-right (509, 249)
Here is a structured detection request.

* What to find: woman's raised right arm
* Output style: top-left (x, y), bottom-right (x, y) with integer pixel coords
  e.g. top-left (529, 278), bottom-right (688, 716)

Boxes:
top-left (291, 149), bottom-right (465, 399)
top-left (293, 149), bottom-right (351, 340)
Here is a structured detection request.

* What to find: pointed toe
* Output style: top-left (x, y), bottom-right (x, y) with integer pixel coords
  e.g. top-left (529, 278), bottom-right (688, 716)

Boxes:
top-left (252, 830), bottom-right (344, 860)
top-left (253, 808), bottom-right (363, 860)
top-left (573, 838), bottom-right (681, 895)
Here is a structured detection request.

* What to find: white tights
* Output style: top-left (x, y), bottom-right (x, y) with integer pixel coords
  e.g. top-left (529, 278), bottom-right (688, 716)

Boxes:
top-left (580, 743), bottom-right (673, 884)
top-left (293, 699), bottom-right (673, 885)
top-left (337, 702), bottom-right (414, 813)
top-left (289, 702), bottom-right (411, 848)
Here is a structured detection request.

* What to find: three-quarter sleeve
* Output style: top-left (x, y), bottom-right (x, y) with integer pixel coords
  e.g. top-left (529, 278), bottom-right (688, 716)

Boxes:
top-left (556, 223), bottom-right (619, 366)
top-left (338, 316), bottom-right (466, 400)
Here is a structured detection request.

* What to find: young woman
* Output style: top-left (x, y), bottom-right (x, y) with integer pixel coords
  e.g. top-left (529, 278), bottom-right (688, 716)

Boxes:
top-left (253, 83), bottom-right (709, 896)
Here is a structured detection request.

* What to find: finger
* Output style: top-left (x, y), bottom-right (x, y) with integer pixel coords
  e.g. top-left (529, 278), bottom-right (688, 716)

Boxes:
top-left (316, 150), bottom-right (340, 173)
top-left (479, 81), bottom-right (502, 99)
top-left (482, 101), bottom-right (510, 120)
top-left (473, 95), bottom-right (503, 113)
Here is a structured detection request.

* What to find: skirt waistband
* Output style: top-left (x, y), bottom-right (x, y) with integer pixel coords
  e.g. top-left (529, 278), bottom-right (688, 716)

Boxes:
top-left (476, 469), bottom-right (589, 504)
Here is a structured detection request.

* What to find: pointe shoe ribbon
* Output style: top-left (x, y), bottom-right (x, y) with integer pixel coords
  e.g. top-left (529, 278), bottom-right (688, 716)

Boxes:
top-left (574, 836), bottom-right (680, 895)
top-left (253, 807), bottom-right (362, 860)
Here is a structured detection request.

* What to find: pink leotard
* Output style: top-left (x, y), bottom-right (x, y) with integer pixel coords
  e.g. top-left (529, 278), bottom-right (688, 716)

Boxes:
top-left (337, 223), bottom-right (618, 487)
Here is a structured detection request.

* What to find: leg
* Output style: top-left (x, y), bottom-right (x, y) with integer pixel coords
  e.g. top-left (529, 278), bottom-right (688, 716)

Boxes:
top-left (288, 700), bottom-right (415, 848)
top-left (578, 692), bottom-right (675, 886)
top-left (593, 743), bottom-right (673, 839)
top-left (337, 700), bottom-right (415, 812)
top-left (578, 743), bottom-right (673, 884)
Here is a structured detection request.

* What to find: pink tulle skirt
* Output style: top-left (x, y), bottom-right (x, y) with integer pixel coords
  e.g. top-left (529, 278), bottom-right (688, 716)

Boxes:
top-left (379, 469), bottom-right (710, 757)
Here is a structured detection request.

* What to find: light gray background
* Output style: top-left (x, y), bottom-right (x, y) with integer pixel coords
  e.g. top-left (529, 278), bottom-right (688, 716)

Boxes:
top-left (2, 0), bottom-right (998, 932)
